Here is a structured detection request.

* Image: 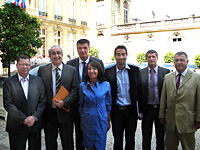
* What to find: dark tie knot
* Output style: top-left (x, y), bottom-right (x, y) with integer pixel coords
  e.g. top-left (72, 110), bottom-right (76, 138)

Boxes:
top-left (177, 73), bottom-right (181, 77)
top-left (82, 61), bottom-right (86, 65)
top-left (150, 69), bottom-right (154, 74)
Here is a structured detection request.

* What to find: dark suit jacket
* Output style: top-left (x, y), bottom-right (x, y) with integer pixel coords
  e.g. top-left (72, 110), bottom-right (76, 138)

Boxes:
top-left (140, 66), bottom-right (170, 114)
top-left (3, 74), bottom-right (46, 133)
top-left (104, 64), bottom-right (141, 118)
top-left (67, 56), bottom-right (104, 82)
top-left (38, 63), bottom-right (79, 123)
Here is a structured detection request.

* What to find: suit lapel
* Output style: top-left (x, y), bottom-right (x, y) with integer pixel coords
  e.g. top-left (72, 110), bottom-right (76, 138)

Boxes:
top-left (13, 74), bottom-right (27, 101)
top-left (60, 63), bottom-right (67, 86)
top-left (179, 70), bottom-right (192, 89)
top-left (172, 72), bottom-right (177, 90)
top-left (47, 64), bottom-right (53, 92)
top-left (158, 67), bottom-right (164, 90)
top-left (143, 67), bottom-right (149, 88)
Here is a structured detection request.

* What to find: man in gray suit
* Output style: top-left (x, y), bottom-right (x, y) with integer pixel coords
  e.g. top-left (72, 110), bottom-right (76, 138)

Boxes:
top-left (159, 51), bottom-right (200, 150)
top-left (67, 39), bottom-right (104, 150)
top-left (38, 45), bottom-right (79, 150)
top-left (140, 50), bottom-right (170, 150)
top-left (3, 55), bottom-right (46, 150)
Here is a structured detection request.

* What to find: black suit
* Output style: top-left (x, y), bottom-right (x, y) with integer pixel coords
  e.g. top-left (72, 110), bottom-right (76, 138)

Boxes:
top-left (140, 66), bottom-right (170, 150)
top-left (3, 74), bottom-right (46, 150)
top-left (105, 64), bottom-right (141, 150)
top-left (38, 63), bottom-right (79, 150)
top-left (67, 56), bottom-right (104, 150)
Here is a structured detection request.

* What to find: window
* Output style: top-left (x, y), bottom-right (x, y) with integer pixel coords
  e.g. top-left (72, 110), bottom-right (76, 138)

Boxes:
top-left (81, 0), bottom-right (86, 22)
top-left (124, 5), bottom-right (128, 24)
top-left (115, 1), bottom-right (119, 24)
top-left (173, 38), bottom-right (182, 42)
top-left (55, 0), bottom-right (61, 19)
top-left (69, 0), bottom-right (75, 19)
top-left (69, 33), bottom-right (75, 57)
top-left (39, 0), bottom-right (47, 16)
top-left (40, 28), bottom-right (46, 56)
top-left (55, 31), bottom-right (61, 46)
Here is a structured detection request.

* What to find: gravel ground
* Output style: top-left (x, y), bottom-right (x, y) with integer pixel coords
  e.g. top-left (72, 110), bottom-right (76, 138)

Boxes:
top-left (0, 118), bottom-right (200, 149)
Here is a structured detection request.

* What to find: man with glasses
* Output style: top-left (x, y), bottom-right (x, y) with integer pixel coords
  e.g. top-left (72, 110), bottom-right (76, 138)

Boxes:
top-left (3, 55), bottom-right (46, 150)
top-left (38, 45), bottom-right (79, 150)
top-left (159, 51), bottom-right (200, 150)
top-left (67, 39), bottom-right (104, 150)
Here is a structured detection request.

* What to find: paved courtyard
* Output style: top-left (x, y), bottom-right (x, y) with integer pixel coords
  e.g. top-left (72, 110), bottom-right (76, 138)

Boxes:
top-left (0, 118), bottom-right (200, 149)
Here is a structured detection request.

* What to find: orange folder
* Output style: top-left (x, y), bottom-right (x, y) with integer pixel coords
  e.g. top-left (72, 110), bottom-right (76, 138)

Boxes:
top-left (52, 85), bottom-right (70, 112)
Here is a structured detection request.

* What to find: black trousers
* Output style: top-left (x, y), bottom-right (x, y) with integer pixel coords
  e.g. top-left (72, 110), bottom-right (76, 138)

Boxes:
top-left (111, 107), bottom-right (138, 150)
top-left (44, 109), bottom-right (74, 150)
top-left (73, 114), bottom-right (85, 150)
top-left (142, 105), bottom-right (165, 150)
top-left (9, 130), bottom-right (41, 150)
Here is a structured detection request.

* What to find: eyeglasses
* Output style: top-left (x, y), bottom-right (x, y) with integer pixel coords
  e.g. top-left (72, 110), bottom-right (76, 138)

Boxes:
top-left (174, 59), bottom-right (186, 62)
top-left (51, 51), bottom-right (62, 55)
top-left (17, 64), bottom-right (31, 67)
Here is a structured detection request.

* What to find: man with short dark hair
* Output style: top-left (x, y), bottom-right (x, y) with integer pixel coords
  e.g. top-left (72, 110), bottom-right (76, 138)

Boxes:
top-left (140, 50), bottom-right (170, 150)
top-left (67, 39), bottom-right (104, 150)
top-left (3, 55), bottom-right (46, 150)
top-left (38, 45), bottom-right (79, 150)
top-left (105, 45), bottom-right (142, 150)
top-left (159, 51), bottom-right (200, 150)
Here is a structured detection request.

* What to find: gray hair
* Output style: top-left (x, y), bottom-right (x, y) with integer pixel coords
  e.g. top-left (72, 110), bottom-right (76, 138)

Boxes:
top-left (48, 45), bottom-right (63, 56)
top-left (174, 51), bottom-right (188, 60)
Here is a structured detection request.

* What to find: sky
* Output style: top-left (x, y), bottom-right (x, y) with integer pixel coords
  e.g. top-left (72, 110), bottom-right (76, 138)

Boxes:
top-left (131, 0), bottom-right (200, 21)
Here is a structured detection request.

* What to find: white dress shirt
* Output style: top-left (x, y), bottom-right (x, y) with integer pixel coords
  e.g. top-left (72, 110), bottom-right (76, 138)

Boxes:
top-left (176, 68), bottom-right (188, 86)
top-left (18, 73), bottom-right (29, 100)
top-left (79, 56), bottom-right (90, 82)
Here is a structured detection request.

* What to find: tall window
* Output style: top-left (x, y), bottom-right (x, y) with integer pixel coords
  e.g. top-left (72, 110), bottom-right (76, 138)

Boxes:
top-left (115, 1), bottom-right (119, 24)
top-left (40, 28), bottom-right (46, 56)
top-left (81, 0), bottom-right (86, 21)
top-left (39, 0), bottom-right (46, 13)
top-left (55, 31), bottom-right (61, 46)
top-left (124, 5), bottom-right (128, 24)
top-left (69, 0), bottom-right (75, 19)
top-left (55, 0), bottom-right (61, 18)
top-left (69, 33), bottom-right (75, 57)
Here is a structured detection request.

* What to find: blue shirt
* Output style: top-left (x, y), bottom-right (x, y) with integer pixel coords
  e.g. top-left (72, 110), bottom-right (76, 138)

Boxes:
top-left (79, 80), bottom-right (112, 150)
top-left (116, 63), bottom-right (132, 106)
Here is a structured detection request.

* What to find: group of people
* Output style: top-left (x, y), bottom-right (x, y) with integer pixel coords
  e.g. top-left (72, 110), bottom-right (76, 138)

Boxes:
top-left (3, 38), bottom-right (200, 150)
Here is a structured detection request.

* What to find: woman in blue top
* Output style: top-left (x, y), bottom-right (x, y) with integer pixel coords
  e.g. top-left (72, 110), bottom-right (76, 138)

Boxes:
top-left (79, 60), bottom-right (112, 150)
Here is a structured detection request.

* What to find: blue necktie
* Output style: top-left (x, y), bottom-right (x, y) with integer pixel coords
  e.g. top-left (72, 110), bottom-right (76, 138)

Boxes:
top-left (82, 62), bottom-right (86, 82)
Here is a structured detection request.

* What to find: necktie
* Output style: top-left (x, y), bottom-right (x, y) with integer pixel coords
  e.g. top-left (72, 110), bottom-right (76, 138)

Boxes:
top-left (149, 69), bottom-right (155, 102)
top-left (176, 73), bottom-right (181, 90)
top-left (82, 61), bottom-right (86, 82)
top-left (56, 68), bottom-right (61, 93)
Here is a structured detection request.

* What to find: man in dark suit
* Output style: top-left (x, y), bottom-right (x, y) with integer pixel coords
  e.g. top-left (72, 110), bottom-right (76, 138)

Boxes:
top-left (67, 39), bottom-right (104, 150)
top-left (38, 45), bottom-right (79, 150)
top-left (105, 45), bottom-right (142, 150)
top-left (140, 50), bottom-right (170, 150)
top-left (3, 55), bottom-right (46, 150)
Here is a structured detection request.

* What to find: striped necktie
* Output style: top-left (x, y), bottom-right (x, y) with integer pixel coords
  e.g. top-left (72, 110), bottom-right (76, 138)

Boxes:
top-left (56, 68), bottom-right (61, 93)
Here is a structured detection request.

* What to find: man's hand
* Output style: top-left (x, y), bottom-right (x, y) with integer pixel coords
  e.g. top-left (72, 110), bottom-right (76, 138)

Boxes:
top-left (159, 118), bottom-right (165, 125)
top-left (139, 113), bottom-right (143, 120)
top-left (24, 116), bottom-right (35, 127)
top-left (54, 99), bottom-right (64, 108)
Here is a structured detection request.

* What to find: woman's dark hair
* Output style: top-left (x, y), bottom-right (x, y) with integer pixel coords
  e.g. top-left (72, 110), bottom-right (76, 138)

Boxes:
top-left (84, 60), bottom-right (105, 83)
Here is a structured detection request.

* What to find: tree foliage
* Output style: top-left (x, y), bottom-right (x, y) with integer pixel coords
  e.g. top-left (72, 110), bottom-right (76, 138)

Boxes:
top-left (136, 53), bottom-right (146, 64)
top-left (89, 46), bottom-right (99, 58)
top-left (194, 54), bottom-right (200, 68)
top-left (164, 52), bottom-right (174, 63)
top-left (0, 3), bottom-right (42, 76)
